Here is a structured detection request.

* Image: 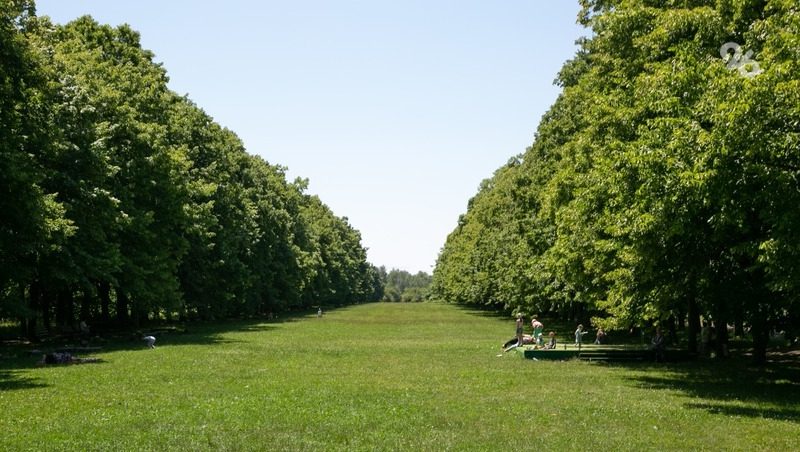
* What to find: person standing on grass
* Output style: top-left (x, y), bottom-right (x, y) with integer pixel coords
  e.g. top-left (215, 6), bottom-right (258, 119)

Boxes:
top-left (700, 321), bottom-right (711, 357)
top-left (650, 327), bottom-right (666, 362)
top-left (515, 313), bottom-right (524, 346)
top-left (531, 318), bottom-right (544, 345)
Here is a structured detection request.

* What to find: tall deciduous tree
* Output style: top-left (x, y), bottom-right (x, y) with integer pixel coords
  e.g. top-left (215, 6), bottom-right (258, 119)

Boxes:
top-left (0, 1), bottom-right (72, 331)
top-left (1, 4), bottom-right (381, 333)
top-left (434, 0), bottom-right (800, 363)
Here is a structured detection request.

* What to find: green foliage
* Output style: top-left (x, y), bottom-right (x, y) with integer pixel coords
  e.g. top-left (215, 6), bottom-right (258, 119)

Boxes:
top-left (0, 3), bottom-right (378, 332)
top-left (381, 268), bottom-right (431, 302)
top-left (433, 0), bottom-right (800, 362)
top-left (0, 0), bottom-right (71, 309)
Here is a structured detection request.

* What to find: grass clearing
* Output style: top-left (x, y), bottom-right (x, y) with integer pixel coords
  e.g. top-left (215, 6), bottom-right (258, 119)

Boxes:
top-left (1, 302), bottom-right (798, 450)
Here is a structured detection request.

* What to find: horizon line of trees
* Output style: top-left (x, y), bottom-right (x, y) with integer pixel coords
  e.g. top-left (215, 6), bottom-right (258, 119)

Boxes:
top-left (432, 0), bottom-right (800, 363)
top-left (379, 267), bottom-right (432, 302)
top-left (1, 1), bottom-right (383, 338)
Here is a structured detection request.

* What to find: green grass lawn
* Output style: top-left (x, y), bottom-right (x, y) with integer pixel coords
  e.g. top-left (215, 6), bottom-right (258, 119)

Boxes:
top-left (1, 302), bottom-right (798, 451)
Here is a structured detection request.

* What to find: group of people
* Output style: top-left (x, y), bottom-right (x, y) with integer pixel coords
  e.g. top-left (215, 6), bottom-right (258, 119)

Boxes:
top-left (502, 314), bottom-right (558, 352)
top-left (574, 324), bottom-right (607, 345)
top-left (502, 314), bottom-right (671, 362)
top-left (502, 315), bottom-right (611, 353)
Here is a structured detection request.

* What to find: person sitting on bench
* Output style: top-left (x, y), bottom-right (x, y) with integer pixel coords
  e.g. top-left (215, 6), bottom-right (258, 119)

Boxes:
top-left (542, 331), bottom-right (557, 349)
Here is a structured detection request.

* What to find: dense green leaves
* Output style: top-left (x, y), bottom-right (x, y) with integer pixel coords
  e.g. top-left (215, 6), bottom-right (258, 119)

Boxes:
top-left (1, 4), bottom-right (378, 332)
top-left (381, 268), bottom-right (431, 302)
top-left (433, 0), bottom-right (800, 363)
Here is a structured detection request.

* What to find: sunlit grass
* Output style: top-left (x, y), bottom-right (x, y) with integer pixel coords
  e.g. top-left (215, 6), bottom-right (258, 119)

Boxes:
top-left (1, 303), bottom-right (798, 450)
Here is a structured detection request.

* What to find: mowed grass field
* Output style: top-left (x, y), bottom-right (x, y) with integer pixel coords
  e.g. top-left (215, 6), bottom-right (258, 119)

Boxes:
top-left (1, 302), bottom-right (798, 451)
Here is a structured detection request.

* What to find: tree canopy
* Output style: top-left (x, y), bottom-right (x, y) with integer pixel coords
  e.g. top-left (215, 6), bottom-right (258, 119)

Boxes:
top-left (1, 1), bottom-right (383, 334)
top-left (432, 0), bottom-right (800, 363)
top-left (381, 268), bottom-right (432, 302)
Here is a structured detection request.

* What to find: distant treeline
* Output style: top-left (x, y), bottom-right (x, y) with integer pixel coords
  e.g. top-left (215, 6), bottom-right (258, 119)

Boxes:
top-left (432, 0), bottom-right (800, 363)
top-left (0, 2), bottom-right (383, 337)
top-left (379, 268), bottom-right (431, 302)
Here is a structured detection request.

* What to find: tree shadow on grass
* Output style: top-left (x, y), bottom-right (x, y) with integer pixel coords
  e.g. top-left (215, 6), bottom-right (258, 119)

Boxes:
top-left (620, 355), bottom-right (800, 422)
top-left (0, 309), bottom-right (325, 380)
top-left (683, 402), bottom-right (798, 422)
top-left (0, 356), bottom-right (115, 392)
top-left (451, 303), bottom-right (512, 320)
top-left (0, 369), bottom-right (48, 391)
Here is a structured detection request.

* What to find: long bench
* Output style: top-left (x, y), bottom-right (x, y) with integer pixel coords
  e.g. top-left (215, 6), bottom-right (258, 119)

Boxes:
top-left (519, 345), bottom-right (695, 362)
top-left (575, 349), bottom-right (649, 361)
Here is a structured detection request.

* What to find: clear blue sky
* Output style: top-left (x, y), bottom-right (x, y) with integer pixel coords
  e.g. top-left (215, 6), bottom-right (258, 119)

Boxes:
top-left (35, 0), bottom-right (586, 274)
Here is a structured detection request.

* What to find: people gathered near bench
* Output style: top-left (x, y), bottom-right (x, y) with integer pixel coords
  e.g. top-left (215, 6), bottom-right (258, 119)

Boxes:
top-left (502, 330), bottom-right (558, 352)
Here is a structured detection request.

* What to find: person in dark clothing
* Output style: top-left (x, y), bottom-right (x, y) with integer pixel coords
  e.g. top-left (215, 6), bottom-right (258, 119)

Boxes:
top-left (650, 327), bottom-right (666, 362)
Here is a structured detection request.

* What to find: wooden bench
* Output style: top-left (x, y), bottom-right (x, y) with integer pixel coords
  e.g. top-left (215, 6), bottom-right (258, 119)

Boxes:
top-left (521, 345), bottom-right (696, 362)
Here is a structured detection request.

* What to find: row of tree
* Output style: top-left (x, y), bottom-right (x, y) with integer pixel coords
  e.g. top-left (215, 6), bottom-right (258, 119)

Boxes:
top-left (1, 1), bottom-right (383, 337)
top-left (380, 268), bottom-right (432, 302)
top-left (432, 0), bottom-right (800, 363)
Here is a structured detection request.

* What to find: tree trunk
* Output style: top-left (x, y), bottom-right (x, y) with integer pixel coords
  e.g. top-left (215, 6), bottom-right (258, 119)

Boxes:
top-left (40, 287), bottom-right (51, 335)
top-left (714, 304), bottom-right (729, 358)
top-left (667, 314), bottom-right (677, 345)
top-left (20, 282), bottom-right (31, 339)
top-left (750, 309), bottom-right (769, 365)
top-left (98, 281), bottom-right (111, 323)
top-left (66, 289), bottom-right (75, 326)
top-left (116, 288), bottom-right (129, 326)
top-left (687, 290), bottom-right (699, 353)
top-left (676, 309), bottom-right (685, 331)
top-left (131, 303), bottom-right (143, 329)
top-left (80, 288), bottom-right (92, 322)
top-left (56, 288), bottom-right (75, 327)
top-left (734, 309), bottom-right (744, 338)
